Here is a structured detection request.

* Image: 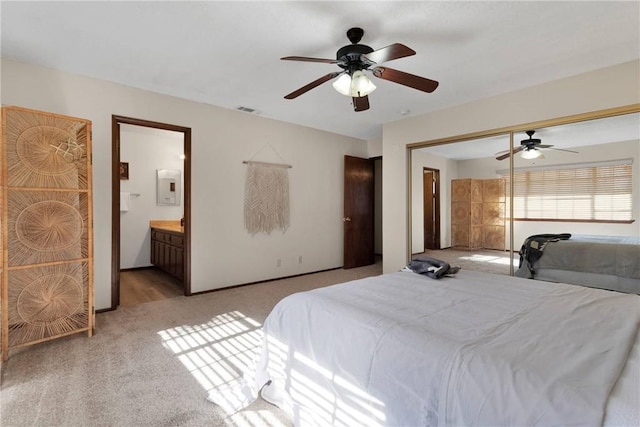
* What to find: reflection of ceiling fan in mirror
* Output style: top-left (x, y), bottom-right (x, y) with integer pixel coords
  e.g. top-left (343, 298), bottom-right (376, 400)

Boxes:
top-left (495, 130), bottom-right (579, 160)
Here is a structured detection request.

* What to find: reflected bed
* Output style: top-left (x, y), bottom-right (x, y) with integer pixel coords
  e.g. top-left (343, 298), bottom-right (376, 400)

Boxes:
top-left (516, 234), bottom-right (640, 294)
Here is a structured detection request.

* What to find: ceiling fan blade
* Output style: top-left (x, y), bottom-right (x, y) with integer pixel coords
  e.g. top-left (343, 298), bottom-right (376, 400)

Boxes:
top-left (536, 144), bottom-right (553, 148)
top-left (495, 146), bottom-right (524, 161)
top-left (352, 95), bottom-right (370, 112)
top-left (281, 56), bottom-right (338, 64)
top-left (548, 147), bottom-right (579, 154)
top-left (372, 66), bottom-right (439, 93)
top-left (284, 72), bottom-right (342, 99)
top-left (362, 43), bottom-right (415, 64)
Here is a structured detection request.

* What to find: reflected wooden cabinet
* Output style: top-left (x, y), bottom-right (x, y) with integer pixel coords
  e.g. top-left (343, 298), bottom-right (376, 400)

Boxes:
top-left (1, 106), bottom-right (94, 361)
top-left (150, 228), bottom-right (184, 281)
top-left (451, 178), bottom-right (505, 250)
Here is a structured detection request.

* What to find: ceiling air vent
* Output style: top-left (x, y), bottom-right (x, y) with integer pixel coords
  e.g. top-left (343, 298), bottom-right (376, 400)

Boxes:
top-left (235, 106), bottom-right (261, 115)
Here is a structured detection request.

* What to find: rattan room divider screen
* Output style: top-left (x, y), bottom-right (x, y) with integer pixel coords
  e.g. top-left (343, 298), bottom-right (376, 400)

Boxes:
top-left (1, 106), bottom-right (94, 361)
top-left (451, 178), bottom-right (506, 251)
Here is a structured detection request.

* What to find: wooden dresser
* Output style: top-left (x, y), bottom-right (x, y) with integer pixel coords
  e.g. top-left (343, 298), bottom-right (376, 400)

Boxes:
top-left (149, 221), bottom-right (184, 281)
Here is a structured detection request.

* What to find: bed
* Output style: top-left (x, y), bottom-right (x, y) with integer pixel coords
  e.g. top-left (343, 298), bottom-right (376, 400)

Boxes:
top-left (516, 234), bottom-right (640, 294)
top-left (209, 269), bottom-right (640, 426)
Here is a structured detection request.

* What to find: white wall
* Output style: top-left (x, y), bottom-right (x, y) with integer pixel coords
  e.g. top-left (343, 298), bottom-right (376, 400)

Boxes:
top-left (384, 60), bottom-right (640, 273)
top-left (120, 124), bottom-right (184, 269)
top-left (368, 138), bottom-right (382, 157)
top-left (1, 58), bottom-right (367, 310)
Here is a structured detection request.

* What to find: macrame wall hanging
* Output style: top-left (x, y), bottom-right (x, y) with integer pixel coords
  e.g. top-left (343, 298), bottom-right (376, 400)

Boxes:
top-left (243, 145), bottom-right (291, 235)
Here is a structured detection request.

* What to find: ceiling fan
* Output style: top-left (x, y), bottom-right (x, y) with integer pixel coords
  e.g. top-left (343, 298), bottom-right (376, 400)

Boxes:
top-left (495, 130), bottom-right (579, 160)
top-left (281, 27), bottom-right (439, 112)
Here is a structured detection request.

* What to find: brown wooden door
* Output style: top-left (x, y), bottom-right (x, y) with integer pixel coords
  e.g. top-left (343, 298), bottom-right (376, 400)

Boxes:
top-left (423, 168), bottom-right (440, 250)
top-left (344, 155), bottom-right (375, 269)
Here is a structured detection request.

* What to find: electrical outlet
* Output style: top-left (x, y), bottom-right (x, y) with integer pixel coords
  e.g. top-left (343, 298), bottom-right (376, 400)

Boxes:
top-left (277, 259), bottom-right (281, 267)
top-left (298, 256), bottom-right (303, 264)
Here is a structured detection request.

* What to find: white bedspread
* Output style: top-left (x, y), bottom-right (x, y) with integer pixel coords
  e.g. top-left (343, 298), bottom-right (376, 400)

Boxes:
top-left (210, 270), bottom-right (640, 426)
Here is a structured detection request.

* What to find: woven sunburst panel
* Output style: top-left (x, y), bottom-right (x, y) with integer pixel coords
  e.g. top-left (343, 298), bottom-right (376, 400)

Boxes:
top-left (7, 191), bottom-right (88, 266)
top-left (483, 179), bottom-right (506, 250)
top-left (470, 202), bottom-right (483, 225)
top-left (471, 226), bottom-right (483, 249)
top-left (483, 178), bottom-right (505, 202)
top-left (451, 202), bottom-right (469, 225)
top-left (4, 108), bottom-right (89, 189)
top-left (470, 179), bottom-right (483, 203)
top-left (6, 262), bottom-right (89, 347)
top-left (1, 106), bottom-right (93, 361)
top-left (484, 226), bottom-right (506, 250)
top-left (451, 179), bottom-right (470, 202)
top-left (483, 203), bottom-right (505, 226)
top-left (451, 178), bottom-right (505, 250)
top-left (451, 224), bottom-right (469, 247)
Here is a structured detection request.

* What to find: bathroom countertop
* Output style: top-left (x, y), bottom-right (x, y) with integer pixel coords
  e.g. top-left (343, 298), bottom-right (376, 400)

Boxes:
top-left (149, 220), bottom-right (183, 233)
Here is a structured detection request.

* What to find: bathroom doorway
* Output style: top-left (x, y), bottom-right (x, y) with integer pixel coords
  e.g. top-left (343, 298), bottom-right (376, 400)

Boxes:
top-left (111, 116), bottom-right (191, 310)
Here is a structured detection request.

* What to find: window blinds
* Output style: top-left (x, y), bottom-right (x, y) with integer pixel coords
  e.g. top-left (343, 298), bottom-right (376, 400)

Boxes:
top-left (499, 159), bottom-right (633, 221)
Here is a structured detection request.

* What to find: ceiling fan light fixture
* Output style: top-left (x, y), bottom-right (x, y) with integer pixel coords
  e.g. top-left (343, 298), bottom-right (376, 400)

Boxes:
top-left (350, 70), bottom-right (376, 97)
top-left (521, 148), bottom-right (544, 159)
top-left (332, 71), bottom-right (376, 97)
top-left (332, 74), bottom-right (352, 96)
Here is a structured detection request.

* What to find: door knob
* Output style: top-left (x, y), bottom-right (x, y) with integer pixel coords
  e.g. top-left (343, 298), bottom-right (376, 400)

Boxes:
top-left (343, 217), bottom-right (351, 222)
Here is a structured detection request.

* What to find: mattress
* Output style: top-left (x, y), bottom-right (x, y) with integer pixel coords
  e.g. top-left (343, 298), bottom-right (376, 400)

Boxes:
top-left (517, 234), bottom-right (640, 293)
top-left (209, 269), bottom-right (640, 426)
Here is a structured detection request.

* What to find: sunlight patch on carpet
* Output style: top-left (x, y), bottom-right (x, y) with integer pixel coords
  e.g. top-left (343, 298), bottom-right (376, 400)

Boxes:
top-left (459, 253), bottom-right (517, 266)
top-left (225, 409), bottom-right (288, 427)
top-left (158, 311), bottom-right (263, 411)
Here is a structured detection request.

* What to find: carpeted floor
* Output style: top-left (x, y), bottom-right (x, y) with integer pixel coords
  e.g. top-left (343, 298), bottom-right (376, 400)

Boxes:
top-left (0, 261), bottom-right (382, 427)
top-left (415, 248), bottom-right (519, 276)
top-left (0, 252), bottom-right (519, 426)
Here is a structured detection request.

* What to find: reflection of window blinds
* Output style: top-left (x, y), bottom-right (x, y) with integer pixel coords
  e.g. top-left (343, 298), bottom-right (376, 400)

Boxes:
top-left (496, 158), bottom-right (633, 175)
top-left (497, 159), bottom-right (633, 221)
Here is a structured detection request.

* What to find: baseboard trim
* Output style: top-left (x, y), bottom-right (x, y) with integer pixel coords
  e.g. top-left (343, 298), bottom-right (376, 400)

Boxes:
top-left (120, 266), bottom-right (155, 272)
top-left (189, 266), bottom-right (344, 297)
top-left (97, 267), bottom-right (343, 313)
top-left (98, 262), bottom-right (380, 313)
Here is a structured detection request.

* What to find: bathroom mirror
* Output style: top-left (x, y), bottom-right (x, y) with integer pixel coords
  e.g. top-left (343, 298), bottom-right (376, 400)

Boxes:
top-left (157, 169), bottom-right (181, 206)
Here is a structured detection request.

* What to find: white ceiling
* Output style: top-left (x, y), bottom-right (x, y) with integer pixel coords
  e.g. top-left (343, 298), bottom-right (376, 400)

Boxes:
top-left (416, 112), bottom-right (640, 160)
top-left (2, 1), bottom-right (639, 141)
